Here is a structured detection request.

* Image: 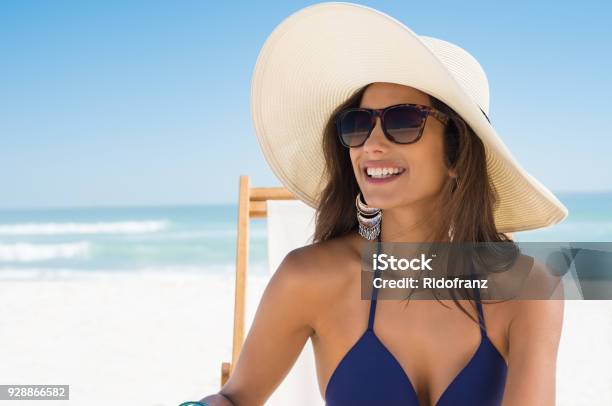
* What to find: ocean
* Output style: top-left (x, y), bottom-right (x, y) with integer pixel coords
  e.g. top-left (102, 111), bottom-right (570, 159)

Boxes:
top-left (0, 192), bottom-right (610, 279)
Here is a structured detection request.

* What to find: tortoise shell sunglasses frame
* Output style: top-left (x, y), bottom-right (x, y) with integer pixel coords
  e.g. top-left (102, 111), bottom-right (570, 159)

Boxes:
top-left (335, 103), bottom-right (450, 148)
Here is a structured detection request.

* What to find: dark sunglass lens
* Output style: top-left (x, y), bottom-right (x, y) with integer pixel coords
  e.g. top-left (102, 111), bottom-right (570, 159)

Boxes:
top-left (384, 106), bottom-right (425, 143)
top-left (338, 110), bottom-right (371, 147)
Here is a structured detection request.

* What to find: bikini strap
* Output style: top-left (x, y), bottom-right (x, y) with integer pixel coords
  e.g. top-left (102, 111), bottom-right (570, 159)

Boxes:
top-left (367, 235), bottom-right (382, 331)
top-left (472, 285), bottom-right (487, 337)
top-left (367, 271), bottom-right (380, 331)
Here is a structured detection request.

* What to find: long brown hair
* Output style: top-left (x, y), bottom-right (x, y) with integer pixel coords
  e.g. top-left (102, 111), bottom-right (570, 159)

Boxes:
top-left (313, 83), bottom-right (515, 324)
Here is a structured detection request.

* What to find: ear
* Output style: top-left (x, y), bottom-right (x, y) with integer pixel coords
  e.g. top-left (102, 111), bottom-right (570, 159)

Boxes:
top-left (448, 169), bottom-right (458, 179)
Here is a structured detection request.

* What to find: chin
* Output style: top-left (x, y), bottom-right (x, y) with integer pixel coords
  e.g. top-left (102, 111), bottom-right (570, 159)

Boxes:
top-left (365, 188), bottom-right (434, 210)
top-left (361, 195), bottom-right (404, 210)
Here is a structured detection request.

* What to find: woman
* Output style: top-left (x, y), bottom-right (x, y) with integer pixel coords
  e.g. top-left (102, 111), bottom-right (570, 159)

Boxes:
top-left (200, 3), bottom-right (568, 405)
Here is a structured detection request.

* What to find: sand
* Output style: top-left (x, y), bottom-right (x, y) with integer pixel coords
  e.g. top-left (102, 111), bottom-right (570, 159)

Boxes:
top-left (0, 271), bottom-right (610, 405)
top-left (0, 271), bottom-right (268, 406)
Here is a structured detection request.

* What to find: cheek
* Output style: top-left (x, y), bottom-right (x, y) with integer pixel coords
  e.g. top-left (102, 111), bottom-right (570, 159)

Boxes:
top-left (412, 158), bottom-right (447, 185)
top-left (408, 135), bottom-right (449, 185)
top-left (350, 149), bottom-right (361, 177)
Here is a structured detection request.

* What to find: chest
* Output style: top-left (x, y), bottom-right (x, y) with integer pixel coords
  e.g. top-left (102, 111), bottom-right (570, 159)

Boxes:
top-left (311, 296), bottom-right (511, 404)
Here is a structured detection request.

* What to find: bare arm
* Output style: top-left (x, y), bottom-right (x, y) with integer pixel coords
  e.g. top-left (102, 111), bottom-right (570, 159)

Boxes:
top-left (200, 248), bottom-right (319, 405)
top-left (501, 277), bottom-right (564, 406)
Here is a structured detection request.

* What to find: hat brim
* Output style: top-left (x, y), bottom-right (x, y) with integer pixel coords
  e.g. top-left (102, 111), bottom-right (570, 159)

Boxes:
top-left (250, 2), bottom-right (568, 233)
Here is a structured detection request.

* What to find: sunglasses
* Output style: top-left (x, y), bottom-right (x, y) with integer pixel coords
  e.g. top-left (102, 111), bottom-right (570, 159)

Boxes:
top-left (335, 103), bottom-right (450, 148)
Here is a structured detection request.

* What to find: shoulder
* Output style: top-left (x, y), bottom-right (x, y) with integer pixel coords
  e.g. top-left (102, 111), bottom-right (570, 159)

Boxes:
top-left (275, 232), bottom-right (361, 286)
top-left (507, 258), bottom-right (565, 347)
top-left (482, 255), bottom-right (564, 359)
top-left (269, 232), bottom-right (362, 311)
top-left (501, 258), bottom-right (564, 404)
top-left (508, 256), bottom-right (565, 324)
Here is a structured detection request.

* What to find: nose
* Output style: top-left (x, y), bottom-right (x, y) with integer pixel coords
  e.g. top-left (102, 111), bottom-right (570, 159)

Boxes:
top-left (362, 115), bottom-right (390, 153)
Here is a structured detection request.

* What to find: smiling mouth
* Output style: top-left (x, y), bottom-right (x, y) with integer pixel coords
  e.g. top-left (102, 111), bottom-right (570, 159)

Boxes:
top-left (364, 167), bottom-right (406, 179)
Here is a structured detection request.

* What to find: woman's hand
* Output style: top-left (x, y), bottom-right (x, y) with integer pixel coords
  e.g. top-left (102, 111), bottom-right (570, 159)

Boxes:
top-left (198, 393), bottom-right (235, 405)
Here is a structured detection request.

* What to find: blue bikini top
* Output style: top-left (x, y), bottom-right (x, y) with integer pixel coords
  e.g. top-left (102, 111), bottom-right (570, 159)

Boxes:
top-left (324, 239), bottom-right (508, 406)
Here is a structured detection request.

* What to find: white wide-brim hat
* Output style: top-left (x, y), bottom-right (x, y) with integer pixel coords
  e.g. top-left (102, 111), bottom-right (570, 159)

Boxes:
top-left (250, 1), bottom-right (568, 233)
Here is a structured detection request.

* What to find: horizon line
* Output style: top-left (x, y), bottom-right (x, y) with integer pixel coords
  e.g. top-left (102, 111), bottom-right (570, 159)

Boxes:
top-left (0, 189), bottom-right (610, 212)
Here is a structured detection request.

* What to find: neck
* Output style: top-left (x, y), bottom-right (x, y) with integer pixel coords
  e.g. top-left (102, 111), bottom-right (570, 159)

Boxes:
top-left (379, 198), bottom-right (441, 243)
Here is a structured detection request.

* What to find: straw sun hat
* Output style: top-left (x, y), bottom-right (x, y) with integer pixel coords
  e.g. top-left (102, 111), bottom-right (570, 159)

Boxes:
top-left (250, 2), bottom-right (568, 233)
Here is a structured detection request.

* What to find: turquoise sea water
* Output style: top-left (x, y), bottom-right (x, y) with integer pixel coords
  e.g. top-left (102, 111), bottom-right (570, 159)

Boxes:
top-left (0, 192), bottom-right (609, 277)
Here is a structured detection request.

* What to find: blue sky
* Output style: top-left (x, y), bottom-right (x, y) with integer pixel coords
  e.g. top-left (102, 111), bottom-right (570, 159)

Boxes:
top-left (1, 0), bottom-right (610, 209)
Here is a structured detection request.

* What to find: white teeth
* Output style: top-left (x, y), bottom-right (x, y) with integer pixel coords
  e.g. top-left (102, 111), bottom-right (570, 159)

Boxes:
top-left (366, 167), bottom-right (405, 178)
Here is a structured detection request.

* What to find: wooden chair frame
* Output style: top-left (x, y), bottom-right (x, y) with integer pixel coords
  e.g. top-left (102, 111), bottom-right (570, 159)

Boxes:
top-left (220, 175), bottom-right (296, 387)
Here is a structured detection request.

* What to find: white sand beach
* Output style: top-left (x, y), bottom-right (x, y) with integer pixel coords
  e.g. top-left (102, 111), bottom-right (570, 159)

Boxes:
top-left (0, 270), bottom-right (269, 406)
top-left (1, 271), bottom-right (611, 406)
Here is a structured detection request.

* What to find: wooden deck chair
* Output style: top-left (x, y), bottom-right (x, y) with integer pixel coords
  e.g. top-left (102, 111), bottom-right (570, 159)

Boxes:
top-left (221, 175), bottom-right (323, 405)
top-left (220, 175), bottom-right (292, 386)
